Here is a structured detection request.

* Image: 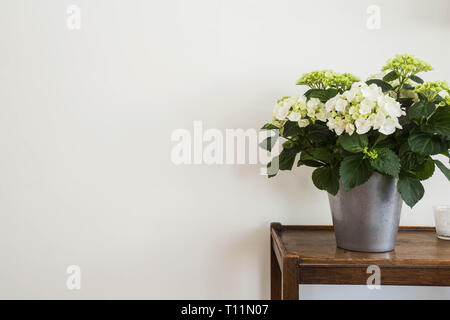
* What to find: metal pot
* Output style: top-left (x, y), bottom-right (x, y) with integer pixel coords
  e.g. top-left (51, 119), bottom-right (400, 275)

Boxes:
top-left (328, 172), bottom-right (403, 252)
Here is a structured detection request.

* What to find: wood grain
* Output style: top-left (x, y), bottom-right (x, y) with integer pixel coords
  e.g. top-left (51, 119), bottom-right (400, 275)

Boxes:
top-left (299, 266), bottom-right (450, 286)
top-left (270, 223), bottom-right (450, 299)
top-left (282, 253), bottom-right (299, 300)
top-left (279, 226), bottom-right (450, 266)
top-left (270, 223), bottom-right (282, 300)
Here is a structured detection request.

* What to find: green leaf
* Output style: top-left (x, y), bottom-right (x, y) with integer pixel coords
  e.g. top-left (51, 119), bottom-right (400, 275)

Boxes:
top-left (261, 123), bottom-right (279, 130)
top-left (399, 143), bottom-right (427, 171)
top-left (375, 136), bottom-right (396, 149)
top-left (339, 154), bottom-right (373, 191)
top-left (266, 157), bottom-right (279, 178)
top-left (259, 136), bottom-right (276, 151)
top-left (397, 174), bottom-right (424, 208)
top-left (307, 123), bottom-right (333, 143)
top-left (304, 88), bottom-right (339, 103)
top-left (312, 166), bottom-right (340, 196)
top-left (297, 152), bottom-right (323, 167)
top-left (278, 149), bottom-right (297, 171)
top-left (370, 132), bottom-right (387, 145)
top-left (281, 121), bottom-right (301, 137)
top-left (399, 98), bottom-right (414, 108)
top-left (433, 95), bottom-right (445, 104)
top-left (337, 134), bottom-right (369, 153)
top-left (422, 107), bottom-right (450, 136)
top-left (365, 79), bottom-right (393, 92)
top-left (369, 148), bottom-right (401, 178)
top-left (409, 75), bottom-right (424, 84)
top-left (383, 71), bottom-right (399, 82)
top-left (312, 147), bottom-right (334, 164)
top-left (408, 131), bottom-right (448, 155)
top-left (414, 157), bottom-right (435, 180)
top-left (417, 92), bottom-right (427, 101)
top-left (407, 100), bottom-right (435, 120)
top-left (402, 83), bottom-right (415, 90)
top-left (434, 159), bottom-right (450, 181)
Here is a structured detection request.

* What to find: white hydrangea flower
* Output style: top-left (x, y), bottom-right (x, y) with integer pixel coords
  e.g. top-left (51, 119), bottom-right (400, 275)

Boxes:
top-left (272, 95), bottom-right (328, 128)
top-left (345, 122), bottom-right (355, 135)
top-left (360, 99), bottom-right (375, 115)
top-left (334, 123), bottom-right (345, 135)
top-left (335, 98), bottom-right (348, 112)
top-left (281, 97), bottom-right (298, 107)
top-left (379, 117), bottom-right (402, 135)
top-left (287, 111), bottom-right (302, 121)
top-left (327, 117), bottom-right (346, 136)
top-left (361, 83), bottom-right (382, 101)
top-left (378, 95), bottom-right (405, 118)
top-left (325, 83), bottom-right (404, 136)
top-left (273, 97), bottom-right (297, 120)
top-left (298, 119), bottom-right (310, 127)
top-left (273, 103), bottom-right (291, 120)
top-left (355, 118), bottom-right (372, 134)
top-left (271, 82), bottom-right (404, 137)
top-left (304, 97), bottom-right (327, 121)
top-left (325, 97), bottom-right (337, 112)
top-left (315, 108), bottom-right (328, 122)
top-left (369, 112), bottom-right (386, 130)
top-left (343, 87), bottom-right (360, 103)
top-left (307, 98), bottom-right (321, 108)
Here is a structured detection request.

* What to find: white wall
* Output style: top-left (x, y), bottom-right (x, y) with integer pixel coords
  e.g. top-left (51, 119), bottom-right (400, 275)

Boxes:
top-left (0, 0), bottom-right (449, 299)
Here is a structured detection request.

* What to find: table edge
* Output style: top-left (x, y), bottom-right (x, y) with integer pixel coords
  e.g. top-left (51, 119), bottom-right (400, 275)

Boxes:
top-left (275, 224), bottom-right (436, 232)
top-left (270, 222), bottom-right (450, 267)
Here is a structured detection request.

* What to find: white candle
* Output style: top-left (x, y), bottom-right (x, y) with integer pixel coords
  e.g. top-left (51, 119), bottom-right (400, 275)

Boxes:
top-left (434, 205), bottom-right (450, 240)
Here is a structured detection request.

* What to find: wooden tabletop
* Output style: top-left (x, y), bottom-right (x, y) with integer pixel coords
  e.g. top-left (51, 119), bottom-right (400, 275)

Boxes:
top-left (275, 225), bottom-right (450, 267)
top-left (270, 223), bottom-right (450, 299)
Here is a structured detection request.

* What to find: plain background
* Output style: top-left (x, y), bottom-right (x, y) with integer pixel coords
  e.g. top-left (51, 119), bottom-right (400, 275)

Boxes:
top-left (0, 0), bottom-right (449, 299)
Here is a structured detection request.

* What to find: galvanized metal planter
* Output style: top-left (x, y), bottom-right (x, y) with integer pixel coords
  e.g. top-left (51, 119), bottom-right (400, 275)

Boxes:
top-left (328, 172), bottom-right (403, 252)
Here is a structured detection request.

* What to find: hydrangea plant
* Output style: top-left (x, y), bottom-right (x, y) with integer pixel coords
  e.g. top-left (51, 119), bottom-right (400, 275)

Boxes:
top-left (261, 54), bottom-right (450, 207)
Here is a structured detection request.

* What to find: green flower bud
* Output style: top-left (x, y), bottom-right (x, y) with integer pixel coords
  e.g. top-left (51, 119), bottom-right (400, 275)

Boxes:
top-left (382, 54), bottom-right (432, 76)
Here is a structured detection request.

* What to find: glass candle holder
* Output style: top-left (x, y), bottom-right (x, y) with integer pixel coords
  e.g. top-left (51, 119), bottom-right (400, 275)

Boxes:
top-left (433, 205), bottom-right (450, 240)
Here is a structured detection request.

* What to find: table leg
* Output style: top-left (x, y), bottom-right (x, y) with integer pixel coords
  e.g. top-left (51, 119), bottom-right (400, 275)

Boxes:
top-left (282, 254), bottom-right (299, 300)
top-left (270, 241), bottom-right (281, 300)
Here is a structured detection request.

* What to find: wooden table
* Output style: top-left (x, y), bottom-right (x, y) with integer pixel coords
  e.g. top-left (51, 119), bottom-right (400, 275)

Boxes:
top-left (270, 223), bottom-right (450, 300)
